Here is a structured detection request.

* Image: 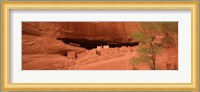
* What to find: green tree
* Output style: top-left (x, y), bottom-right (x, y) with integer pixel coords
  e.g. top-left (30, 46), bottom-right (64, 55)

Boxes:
top-left (131, 22), bottom-right (178, 70)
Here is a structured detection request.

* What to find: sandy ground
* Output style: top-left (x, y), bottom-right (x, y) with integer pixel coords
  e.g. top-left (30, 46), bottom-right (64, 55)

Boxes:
top-left (22, 46), bottom-right (178, 70)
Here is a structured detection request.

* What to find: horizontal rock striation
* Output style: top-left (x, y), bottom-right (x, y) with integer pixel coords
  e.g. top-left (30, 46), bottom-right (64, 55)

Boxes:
top-left (22, 22), bottom-right (141, 43)
top-left (22, 22), bottom-right (178, 70)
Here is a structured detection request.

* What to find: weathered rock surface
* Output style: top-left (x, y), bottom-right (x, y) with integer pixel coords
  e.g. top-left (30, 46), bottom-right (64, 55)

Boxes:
top-left (22, 22), bottom-right (140, 43)
top-left (22, 35), bottom-right (87, 55)
top-left (22, 47), bottom-right (178, 70)
top-left (22, 22), bottom-right (178, 70)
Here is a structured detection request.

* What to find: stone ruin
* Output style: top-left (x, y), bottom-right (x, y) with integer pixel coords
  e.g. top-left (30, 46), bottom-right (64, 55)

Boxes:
top-left (67, 45), bottom-right (135, 60)
top-left (96, 46), bottom-right (102, 51)
top-left (103, 45), bottom-right (109, 49)
top-left (97, 45), bottom-right (109, 50)
top-left (119, 46), bottom-right (131, 53)
top-left (77, 49), bottom-right (99, 59)
top-left (67, 51), bottom-right (76, 59)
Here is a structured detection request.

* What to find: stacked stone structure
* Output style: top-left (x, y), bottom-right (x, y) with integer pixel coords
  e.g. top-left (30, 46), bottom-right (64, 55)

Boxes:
top-left (68, 45), bottom-right (133, 60)
top-left (67, 51), bottom-right (76, 59)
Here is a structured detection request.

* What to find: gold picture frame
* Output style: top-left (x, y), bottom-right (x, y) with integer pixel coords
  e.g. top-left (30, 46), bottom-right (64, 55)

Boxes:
top-left (1, 1), bottom-right (199, 91)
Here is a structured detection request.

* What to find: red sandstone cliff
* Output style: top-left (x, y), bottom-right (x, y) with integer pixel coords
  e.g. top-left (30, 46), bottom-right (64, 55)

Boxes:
top-left (22, 22), bottom-right (178, 70)
top-left (23, 22), bottom-right (140, 43)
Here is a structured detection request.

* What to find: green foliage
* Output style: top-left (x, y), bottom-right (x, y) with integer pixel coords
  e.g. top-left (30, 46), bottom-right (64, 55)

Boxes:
top-left (131, 31), bottom-right (146, 42)
top-left (131, 22), bottom-right (178, 70)
top-left (139, 47), bottom-right (150, 55)
top-left (152, 43), bottom-right (162, 54)
top-left (165, 22), bottom-right (178, 34)
top-left (140, 22), bottom-right (178, 34)
top-left (140, 22), bottom-right (163, 31)
top-left (164, 36), bottom-right (175, 44)
top-left (132, 55), bottom-right (151, 64)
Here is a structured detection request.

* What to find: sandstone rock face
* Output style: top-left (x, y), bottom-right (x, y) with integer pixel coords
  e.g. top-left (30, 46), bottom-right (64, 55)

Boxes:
top-left (22, 22), bottom-right (178, 70)
top-left (22, 35), bottom-right (87, 55)
top-left (23, 22), bottom-right (140, 43)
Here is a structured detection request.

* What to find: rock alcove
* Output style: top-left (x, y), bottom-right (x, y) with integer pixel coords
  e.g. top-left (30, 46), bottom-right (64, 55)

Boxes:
top-left (56, 38), bottom-right (139, 50)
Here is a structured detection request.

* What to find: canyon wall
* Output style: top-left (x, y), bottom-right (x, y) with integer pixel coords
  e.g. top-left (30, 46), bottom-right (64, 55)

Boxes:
top-left (22, 22), bottom-right (178, 70)
top-left (23, 22), bottom-right (140, 43)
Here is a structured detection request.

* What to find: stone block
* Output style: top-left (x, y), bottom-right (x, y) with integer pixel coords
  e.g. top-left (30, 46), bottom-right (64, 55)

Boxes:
top-left (77, 53), bottom-right (86, 59)
top-left (103, 45), bottom-right (109, 49)
top-left (67, 51), bottom-right (76, 59)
